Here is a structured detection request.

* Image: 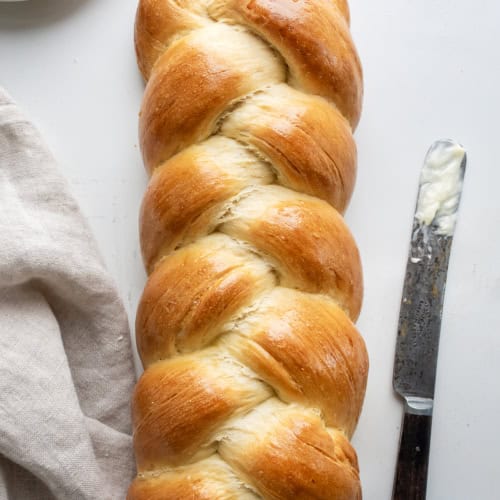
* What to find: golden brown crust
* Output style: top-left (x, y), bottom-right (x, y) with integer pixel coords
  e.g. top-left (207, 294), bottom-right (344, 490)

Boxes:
top-left (133, 358), bottom-right (232, 470)
top-left (218, 402), bottom-right (362, 499)
top-left (135, 0), bottom-right (209, 80)
top-left (249, 200), bottom-right (361, 318)
top-left (139, 39), bottom-right (240, 172)
top-left (132, 352), bottom-right (270, 470)
top-left (208, 0), bottom-right (363, 127)
top-left (335, 0), bottom-right (351, 23)
top-left (139, 24), bottom-right (285, 171)
top-left (140, 87), bottom-right (357, 269)
top-left (140, 137), bottom-right (273, 271)
top-left (128, 457), bottom-right (260, 499)
top-left (132, 0), bottom-right (367, 497)
top-left (221, 85), bottom-right (357, 211)
top-left (136, 234), bottom-right (275, 366)
top-left (135, 0), bottom-right (352, 80)
top-left (219, 187), bottom-right (363, 320)
top-left (128, 476), bottom-right (212, 500)
top-left (221, 288), bottom-right (368, 436)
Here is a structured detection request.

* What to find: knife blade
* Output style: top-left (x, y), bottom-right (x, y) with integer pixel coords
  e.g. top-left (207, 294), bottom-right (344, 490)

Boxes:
top-left (392, 139), bottom-right (466, 500)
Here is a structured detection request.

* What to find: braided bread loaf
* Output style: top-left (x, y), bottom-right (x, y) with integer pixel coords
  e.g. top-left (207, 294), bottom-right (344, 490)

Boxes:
top-left (128, 1), bottom-right (368, 498)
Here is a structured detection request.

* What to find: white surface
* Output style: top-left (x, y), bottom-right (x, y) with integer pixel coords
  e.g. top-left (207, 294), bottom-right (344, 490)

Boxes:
top-left (1, 1), bottom-right (499, 498)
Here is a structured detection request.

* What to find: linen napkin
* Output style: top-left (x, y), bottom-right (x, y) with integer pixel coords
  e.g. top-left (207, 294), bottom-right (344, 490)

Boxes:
top-left (0, 87), bottom-right (137, 499)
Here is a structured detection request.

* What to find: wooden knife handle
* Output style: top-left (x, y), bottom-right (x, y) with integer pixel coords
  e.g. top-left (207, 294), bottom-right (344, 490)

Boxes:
top-left (392, 409), bottom-right (433, 500)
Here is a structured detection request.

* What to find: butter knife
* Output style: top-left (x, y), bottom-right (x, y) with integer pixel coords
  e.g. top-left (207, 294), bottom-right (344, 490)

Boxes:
top-left (392, 139), bottom-right (467, 500)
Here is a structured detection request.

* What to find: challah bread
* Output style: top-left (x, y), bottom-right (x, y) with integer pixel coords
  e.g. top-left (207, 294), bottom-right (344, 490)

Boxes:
top-left (129, 1), bottom-right (368, 498)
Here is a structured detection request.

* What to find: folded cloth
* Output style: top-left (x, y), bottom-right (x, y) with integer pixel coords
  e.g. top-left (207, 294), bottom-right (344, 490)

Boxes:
top-left (0, 88), bottom-right (137, 499)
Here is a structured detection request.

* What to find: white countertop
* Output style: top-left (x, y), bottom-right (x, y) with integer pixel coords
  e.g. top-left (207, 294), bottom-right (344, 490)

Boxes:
top-left (1, 1), bottom-right (499, 498)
